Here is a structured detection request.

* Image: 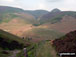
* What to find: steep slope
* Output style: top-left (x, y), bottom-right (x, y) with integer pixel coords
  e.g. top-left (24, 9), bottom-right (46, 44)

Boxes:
top-left (53, 30), bottom-right (76, 57)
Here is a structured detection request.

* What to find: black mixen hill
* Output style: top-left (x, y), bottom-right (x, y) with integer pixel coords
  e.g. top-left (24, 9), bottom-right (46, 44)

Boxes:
top-left (53, 30), bottom-right (76, 57)
top-left (39, 8), bottom-right (76, 24)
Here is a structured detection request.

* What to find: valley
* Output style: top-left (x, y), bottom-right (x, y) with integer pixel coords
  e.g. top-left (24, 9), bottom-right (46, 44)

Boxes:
top-left (0, 6), bottom-right (76, 57)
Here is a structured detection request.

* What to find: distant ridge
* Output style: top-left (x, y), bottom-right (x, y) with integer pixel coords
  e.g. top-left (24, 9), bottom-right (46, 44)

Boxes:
top-left (24, 10), bottom-right (49, 19)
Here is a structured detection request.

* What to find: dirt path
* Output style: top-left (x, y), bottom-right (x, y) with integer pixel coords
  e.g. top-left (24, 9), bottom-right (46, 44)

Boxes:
top-left (8, 50), bottom-right (20, 57)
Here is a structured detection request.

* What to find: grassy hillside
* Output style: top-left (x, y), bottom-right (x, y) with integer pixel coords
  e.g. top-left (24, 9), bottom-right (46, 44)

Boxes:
top-left (0, 12), bottom-right (36, 24)
top-left (0, 6), bottom-right (37, 24)
top-left (22, 28), bottom-right (64, 41)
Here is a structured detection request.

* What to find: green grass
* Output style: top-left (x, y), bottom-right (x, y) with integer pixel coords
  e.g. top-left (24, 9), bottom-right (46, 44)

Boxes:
top-left (24, 28), bottom-right (64, 40)
top-left (0, 13), bottom-right (19, 23)
top-left (0, 12), bottom-right (37, 24)
top-left (16, 40), bottom-right (59, 57)
top-left (35, 41), bottom-right (59, 57)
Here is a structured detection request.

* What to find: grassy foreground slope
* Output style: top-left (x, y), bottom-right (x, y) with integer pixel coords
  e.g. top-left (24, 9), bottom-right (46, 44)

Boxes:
top-left (34, 41), bottom-right (58, 57)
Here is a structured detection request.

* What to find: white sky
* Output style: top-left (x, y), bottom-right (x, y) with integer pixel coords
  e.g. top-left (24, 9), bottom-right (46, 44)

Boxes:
top-left (0, 0), bottom-right (76, 11)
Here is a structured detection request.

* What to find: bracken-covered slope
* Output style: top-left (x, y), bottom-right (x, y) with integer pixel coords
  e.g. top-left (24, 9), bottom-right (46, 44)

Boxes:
top-left (53, 30), bottom-right (76, 57)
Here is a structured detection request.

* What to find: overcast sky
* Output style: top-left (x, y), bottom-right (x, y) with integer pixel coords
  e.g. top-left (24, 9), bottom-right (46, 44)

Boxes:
top-left (0, 0), bottom-right (76, 11)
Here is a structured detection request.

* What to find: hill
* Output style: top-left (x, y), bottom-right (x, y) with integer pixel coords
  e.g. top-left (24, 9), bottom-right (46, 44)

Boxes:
top-left (0, 6), bottom-right (25, 13)
top-left (51, 8), bottom-right (61, 13)
top-left (0, 6), bottom-right (36, 24)
top-left (53, 30), bottom-right (76, 57)
top-left (39, 9), bottom-right (76, 33)
top-left (39, 9), bottom-right (76, 24)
